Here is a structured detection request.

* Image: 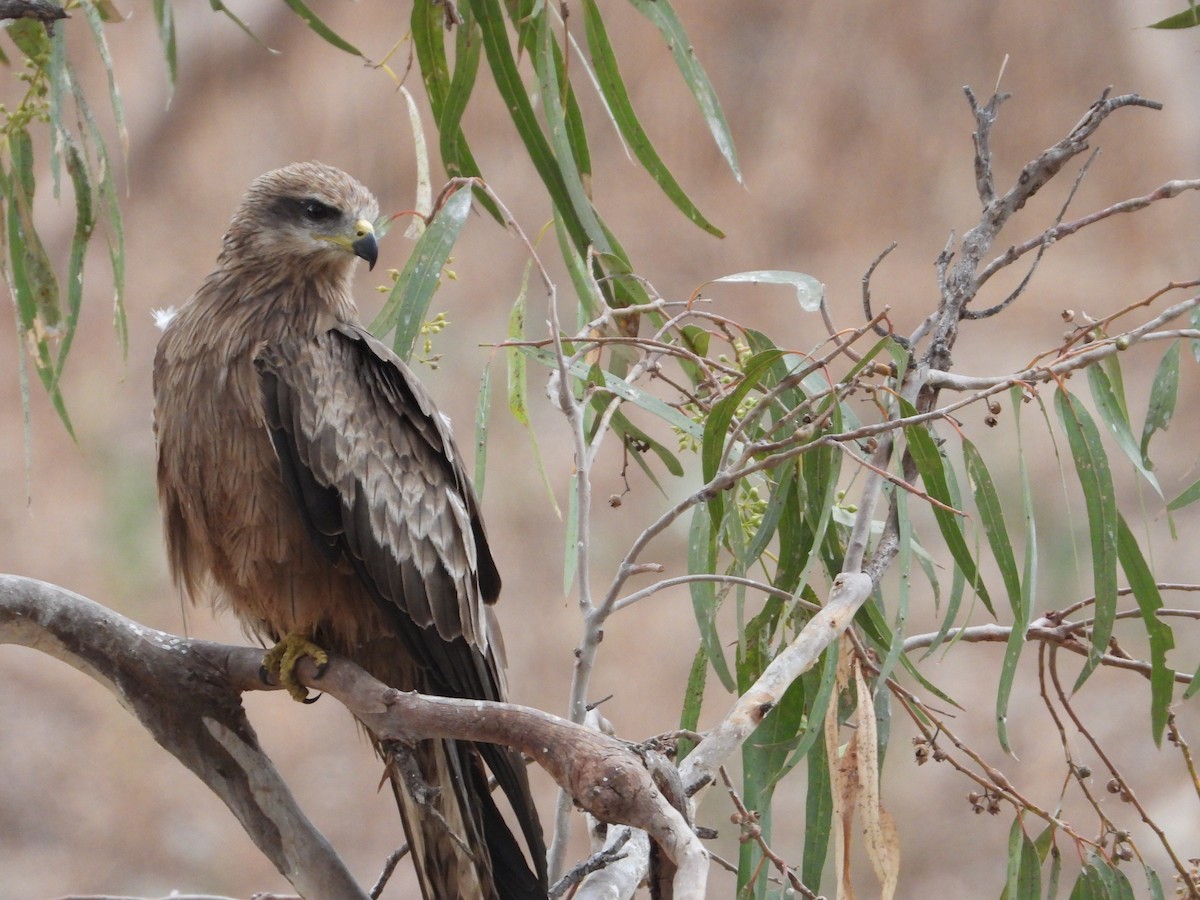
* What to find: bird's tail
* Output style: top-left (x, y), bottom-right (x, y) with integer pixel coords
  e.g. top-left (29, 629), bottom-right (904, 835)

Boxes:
top-left (381, 735), bottom-right (547, 900)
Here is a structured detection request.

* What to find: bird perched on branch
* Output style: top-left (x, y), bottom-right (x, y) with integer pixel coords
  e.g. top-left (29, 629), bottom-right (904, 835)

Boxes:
top-left (153, 161), bottom-right (546, 900)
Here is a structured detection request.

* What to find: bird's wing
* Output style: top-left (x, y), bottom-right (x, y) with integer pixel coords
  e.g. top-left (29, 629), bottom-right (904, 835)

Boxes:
top-left (256, 324), bottom-right (547, 897)
top-left (254, 323), bottom-right (504, 701)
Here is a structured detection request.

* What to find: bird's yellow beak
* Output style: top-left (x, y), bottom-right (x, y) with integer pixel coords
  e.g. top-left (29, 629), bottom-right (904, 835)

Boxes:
top-left (324, 219), bottom-right (378, 270)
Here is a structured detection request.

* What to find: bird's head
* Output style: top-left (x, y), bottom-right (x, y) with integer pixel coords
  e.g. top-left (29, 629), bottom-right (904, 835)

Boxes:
top-left (222, 161), bottom-right (381, 275)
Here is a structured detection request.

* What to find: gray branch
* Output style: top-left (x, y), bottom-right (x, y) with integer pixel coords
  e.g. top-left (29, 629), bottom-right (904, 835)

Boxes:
top-left (0, 574), bottom-right (707, 899)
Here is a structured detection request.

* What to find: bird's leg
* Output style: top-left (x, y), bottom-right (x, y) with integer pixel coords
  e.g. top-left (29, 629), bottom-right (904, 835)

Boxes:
top-left (260, 632), bottom-right (329, 703)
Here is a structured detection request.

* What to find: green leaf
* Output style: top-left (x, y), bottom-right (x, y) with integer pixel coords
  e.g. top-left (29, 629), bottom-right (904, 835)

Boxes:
top-left (49, 136), bottom-right (95, 392)
top-left (8, 130), bottom-right (61, 329)
top-left (469, 0), bottom-right (591, 257)
top-left (534, 10), bottom-right (608, 251)
top-left (1142, 863), bottom-right (1166, 900)
top-left (963, 438), bottom-right (1024, 754)
top-left (436, 9), bottom-right (503, 222)
top-left (963, 439), bottom-right (1022, 613)
top-left (412, 0), bottom-right (451, 111)
top-left (582, 0), bottom-right (723, 237)
top-left (504, 263), bottom-right (560, 518)
top-left (1055, 388), bottom-right (1119, 689)
top-left (610, 406), bottom-right (684, 480)
top-left (1115, 514), bottom-right (1175, 745)
top-left (743, 462), bottom-right (795, 566)
top-left (1187, 657), bottom-right (1200, 700)
top-left (152, 0), bottom-right (177, 91)
top-left (902, 405), bottom-right (994, 615)
top-left (712, 270), bottom-right (825, 312)
top-left (628, 0), bottom-right (741, 182)
top-left (280, 0), bottom-right (365, 57)
top-left (64, 57), bottom-right (126, 358)
top-left (702, 349), bottom-right (785, 523)
top-left (688, 504), bottom-right (735, 691)
top-left (875, 486), bottom-right (912, 689)
top-left (801, 729), bottom-right (831, 895)
top-left (552, 211), bottom-right (603, 324)
top-left (1013, 389), bottom-right (1039, 753)
top-left (370, 183), bottom-right (473, 358)
top-left (474, 361), bottom-right (492, 497)
top-left (676, 643), bottom-right (708, 760)
top-left (1001, 816), bottom-right (1041, 900)
top-left (1086, 363), bottom-right (1161, 498)
top-left (537, 14), bottom-right (593, 185)
top-left (80, 0), bottom-right (128, 153)
top-left (1167, 476), bottom-right (1200, 511)
top-left (1148, 5), bottom-right (1200, 28)
top-left (5, 138), bottom-right (74, 437)
top-left (1140, 342), bottom-right (1179, 467)
top-left (780, 637), bottom-right (839, 779)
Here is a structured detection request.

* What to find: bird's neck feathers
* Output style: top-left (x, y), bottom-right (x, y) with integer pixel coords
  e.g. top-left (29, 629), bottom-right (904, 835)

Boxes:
top-left (198, 254), bottom-right (363, 338)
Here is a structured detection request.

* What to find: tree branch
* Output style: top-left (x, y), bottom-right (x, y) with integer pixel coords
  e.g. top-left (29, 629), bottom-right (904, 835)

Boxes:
top-left (0, 574), bottom-right (708, 899)
top-left (0, 575), bottom-right (367, 900)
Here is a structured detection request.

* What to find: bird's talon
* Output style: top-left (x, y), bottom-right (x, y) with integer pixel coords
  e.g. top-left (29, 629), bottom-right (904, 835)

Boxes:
top-left (302, 692), bottom-right (322, 705)
top-left (261, 632), bottom-right (329, 703)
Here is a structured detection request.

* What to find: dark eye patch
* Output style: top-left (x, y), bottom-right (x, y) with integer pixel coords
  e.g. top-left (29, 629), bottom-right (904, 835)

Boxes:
top-left (297, 198), bottom-right (339, 223)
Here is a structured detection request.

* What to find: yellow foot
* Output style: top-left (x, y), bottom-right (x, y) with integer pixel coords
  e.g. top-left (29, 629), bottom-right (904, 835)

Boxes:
top-left (260, 632), bottom-right (329, 703)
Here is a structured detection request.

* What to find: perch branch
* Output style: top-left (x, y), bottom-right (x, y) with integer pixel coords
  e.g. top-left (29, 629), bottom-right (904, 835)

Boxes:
top-left (0, 575), bottom-right (708, 899)
top-left (0, 575), bottom-right (367, 900)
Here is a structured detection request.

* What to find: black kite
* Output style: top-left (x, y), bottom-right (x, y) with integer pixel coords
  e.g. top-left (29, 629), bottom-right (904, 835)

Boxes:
top-left (153, 162), bottom-right (546, 899)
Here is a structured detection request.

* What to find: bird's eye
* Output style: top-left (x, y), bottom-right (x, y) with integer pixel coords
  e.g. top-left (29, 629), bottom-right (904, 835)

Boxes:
top-left (299, 199), bottom-right (338, 223)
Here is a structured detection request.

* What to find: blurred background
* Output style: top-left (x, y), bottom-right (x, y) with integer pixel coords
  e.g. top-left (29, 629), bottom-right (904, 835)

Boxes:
top-left (2, 1), bottom-right (1199, 896)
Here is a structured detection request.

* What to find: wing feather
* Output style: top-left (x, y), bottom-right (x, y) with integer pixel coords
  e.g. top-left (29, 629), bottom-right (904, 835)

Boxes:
top-left (256, 324), bottom-right (545, 892)
top-left (255, 324), bottom-right (502, 698)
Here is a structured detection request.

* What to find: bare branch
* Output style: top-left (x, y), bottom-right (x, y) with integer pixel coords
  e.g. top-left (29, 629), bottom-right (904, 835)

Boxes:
top-left (0, 575), bottom-right (710, 899)
top-left (977, 178), bottom-right (1200, 289)
top-left (678, 572), bottom-right (874, 795)
top-left (0, 575), bottom-right (367, 900)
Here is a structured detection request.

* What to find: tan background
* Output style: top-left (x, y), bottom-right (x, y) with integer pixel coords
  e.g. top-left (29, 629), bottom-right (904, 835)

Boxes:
top-left (2, 1), bottom-right (1199, 896)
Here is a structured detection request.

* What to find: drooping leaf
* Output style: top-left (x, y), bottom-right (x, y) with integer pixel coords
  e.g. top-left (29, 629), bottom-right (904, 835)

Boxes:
top-left (1055, 388), bottom-right (1119, 690)
top-left (702, 349), bottom-right (785, 523)
top-left (1115, 514), bottom-right (1175, 745)
top-left (1086, 363), bottom-right (1161, 498)
top-left (676, 642), bottom-right (708, 760)
top-left (49, 137), bottom-right (95, 393)
top-left (628, 0), bottom-right (742, 182)
top-left (152, 0), bottom-right (177, 91)
top-left (473, 360), bottom-right (492, 497)
top-left (1167, 476), bottom-right (1200, 511)
top-left (504, 263), bottom-right (560, 518)
top-left (1000, 816), bottom-right (1042, 900)
top-left (370, 183), bottom-right (473, 357)
top-left (79, 0), bottom-right (128, 153)
top-left (963, 438), bottom-right (1025, 753)
top-left (1142, 863), bottom-right (1167, 900)
top-left (582, 0), bottom-right (723, 237)
top-left (279, 0), bottom-right (365, 57)
top-left (1140, 341), bottom-right (1179, 467)
top-left (902, 404), bottom-right (994, 615)
top-left (801, 728), bottom-right (832, 895)
top-left (688, 504), bottom-right (735, 691)
top-left (470, 0), bottom-right (592, 257)
top-left (534, 10), bottom-right (608, 253)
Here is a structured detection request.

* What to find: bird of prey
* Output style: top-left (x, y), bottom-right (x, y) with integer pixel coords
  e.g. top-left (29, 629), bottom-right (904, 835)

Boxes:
top-left (153, 161), bottom-right (547, 900)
